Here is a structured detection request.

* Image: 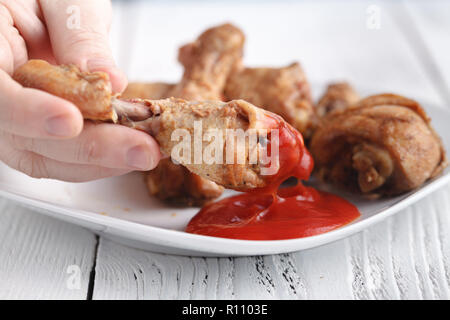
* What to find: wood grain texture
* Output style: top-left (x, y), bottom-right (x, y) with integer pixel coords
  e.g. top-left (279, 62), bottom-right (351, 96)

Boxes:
top-left (93, 186), bottom-right (450, 299)
top-left (91, 185), bottom-right (450, 300)
top-left (0, 198), bottom-right (97, 299)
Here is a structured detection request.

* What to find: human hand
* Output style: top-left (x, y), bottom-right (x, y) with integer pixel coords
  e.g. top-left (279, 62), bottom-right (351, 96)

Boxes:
top-left (0, 0), bottom-right (161, 181)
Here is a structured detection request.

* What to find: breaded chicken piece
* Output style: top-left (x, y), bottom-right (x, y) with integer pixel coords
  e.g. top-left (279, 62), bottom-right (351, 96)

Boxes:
top-left (316, 82), bottom-right (360, 117)
top-left (224, 63), bottom-right (316, 138)
top-left (122, 83), bottom-right (222, 206)
top-left (13, 59), bottom-right (115, 121)
top-left (130, 97), bottom-right (280, 190)
top-left (310, 94), bottom-right (447, 196)
top-left (14, 60), bottom-right (153, 123)
top-left (172, 23), bottom-right (244, 100)
top-left (146, 158), bottom-right (224, 206)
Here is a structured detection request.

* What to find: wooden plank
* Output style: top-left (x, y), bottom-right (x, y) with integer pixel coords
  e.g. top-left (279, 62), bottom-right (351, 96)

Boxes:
top-left (347, 222), bottom-right (402, 300)
top-left (388, 208), bottom-right (424, 299)
top-left (410, 193), bottom-right (450, 299)
top-left (346, 186), bottom-right (450, 300)
top-left (93, 185), bottom-right (450, 300)
top-left (291, 241), bottom-right (354, 299)
top-left (0, 198), bottom-right (97, 299)
top-left (93, 238), bottom-right (300, 299)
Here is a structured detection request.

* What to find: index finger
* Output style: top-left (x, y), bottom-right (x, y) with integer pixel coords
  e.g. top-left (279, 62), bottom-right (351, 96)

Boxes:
top-left (39, 0), bottom-right (127, 92)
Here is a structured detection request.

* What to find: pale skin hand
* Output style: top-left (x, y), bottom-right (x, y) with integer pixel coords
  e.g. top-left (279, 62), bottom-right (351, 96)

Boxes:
top-left (0, 0), bottom-right (161, 182)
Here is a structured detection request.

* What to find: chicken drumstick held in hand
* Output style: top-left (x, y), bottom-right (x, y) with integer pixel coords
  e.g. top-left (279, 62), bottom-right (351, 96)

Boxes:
top-left (16, 23), bottom-right (246, 206)
top-left (13, 59), bottom-right (296, 192)
top-left (121, 82), bottom-right (217, 206)
top-left (122, 82), bottom-right (220, 206)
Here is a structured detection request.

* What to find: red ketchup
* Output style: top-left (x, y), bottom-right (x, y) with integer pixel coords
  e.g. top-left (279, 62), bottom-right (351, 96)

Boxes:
top-left (186, 114), bottom-right (360, 240)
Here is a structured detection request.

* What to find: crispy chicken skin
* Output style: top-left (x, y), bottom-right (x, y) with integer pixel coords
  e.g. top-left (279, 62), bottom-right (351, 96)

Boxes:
top-left (14, 60), bottom-right (154, 124)
top-left (310, 94), bottom-right (447, 196)
top-left (122, 83), bottom-right (222, 206)
top-left (13, 59), bottom-right (116, 122)
top-left (144, 23), bottom-right (245, 205)
top-left (173, 23), bottom-right (244, 100)
top-left (316, 82), bottom-right (360, 117)
top-left (132, 98), bottom-right (278, 190)
top-left (224, 63), bottom-right (316, 138)
top-left (146, 158), bottom-right (224, 206)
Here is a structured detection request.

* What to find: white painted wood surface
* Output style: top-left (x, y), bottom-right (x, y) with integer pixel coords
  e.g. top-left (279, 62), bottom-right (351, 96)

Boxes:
top-left (0, 0), bottom-right (449, 300)
top-left (0, 198), bottom-right (97, 299)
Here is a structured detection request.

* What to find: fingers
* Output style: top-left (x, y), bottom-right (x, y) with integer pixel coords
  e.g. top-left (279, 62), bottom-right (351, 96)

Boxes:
top-left (0, 32), bottom-right (14, 74)
top-left (39, 0), bottom-right (127, 92)
top-left (0, 143), bottom-right (131, 182)
top-left (0, 18), bottom-right (28, 70)
top-left (0, 3), bottom-right (28, 69)
top-left (0, 69), bottom-right (83, 138)
top-left (2, 122), bottom-right (162, 170)
top-left (0, 0), bottom-right (54, 62)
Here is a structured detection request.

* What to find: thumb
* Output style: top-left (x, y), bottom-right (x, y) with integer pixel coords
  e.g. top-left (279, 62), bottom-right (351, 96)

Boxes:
top-left (39, 0), bottom-right (127, 93)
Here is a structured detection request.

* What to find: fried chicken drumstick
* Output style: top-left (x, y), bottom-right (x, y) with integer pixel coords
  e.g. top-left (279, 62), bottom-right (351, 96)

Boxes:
top-left (123, 82), bottom-right (216, 205)
top-left (122, 82), bottom-right (220, 206)
top-left (224, 63), bottom-right (316, 138)
top-left (13, 59), bottom-right (117, 122)
top-left (14, 58), bottom-right (291, 192)
top-left (310, 94), bottom-right (447, 196)
top-left (132, 98), bottom-right (283, 190)
top-left (172, 23), bottom-right (244, 101)
top-left (316, 82), bottom-right (360, 118)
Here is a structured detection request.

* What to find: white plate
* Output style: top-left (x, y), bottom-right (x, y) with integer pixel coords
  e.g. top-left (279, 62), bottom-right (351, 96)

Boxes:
top-left (0, 101), bottom-right (449, 257)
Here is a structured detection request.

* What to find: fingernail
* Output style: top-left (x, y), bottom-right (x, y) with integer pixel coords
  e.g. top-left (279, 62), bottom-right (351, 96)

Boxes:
top-left (45, 115), bottom-right (75, 137)
top-left (126, 146), bottom-right (152, 170)
top-left (87, 59), bottom-right (126, 92)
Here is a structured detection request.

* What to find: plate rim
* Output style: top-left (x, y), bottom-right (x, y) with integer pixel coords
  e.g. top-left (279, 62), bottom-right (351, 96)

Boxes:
top-left (1, 169), bottom-right (449, 256)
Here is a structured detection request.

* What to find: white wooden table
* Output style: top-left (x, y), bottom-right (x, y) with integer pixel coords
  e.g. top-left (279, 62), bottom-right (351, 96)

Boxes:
top-left (1, 0), bottom-right (449, 300)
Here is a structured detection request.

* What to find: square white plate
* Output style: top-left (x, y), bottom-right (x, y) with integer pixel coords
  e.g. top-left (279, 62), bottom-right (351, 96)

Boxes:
top-left (0, 100), bottom-right (449, 257)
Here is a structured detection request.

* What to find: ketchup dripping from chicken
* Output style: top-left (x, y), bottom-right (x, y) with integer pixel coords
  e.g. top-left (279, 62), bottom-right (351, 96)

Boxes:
top-left (186, 113), bottom-right (360, 240)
